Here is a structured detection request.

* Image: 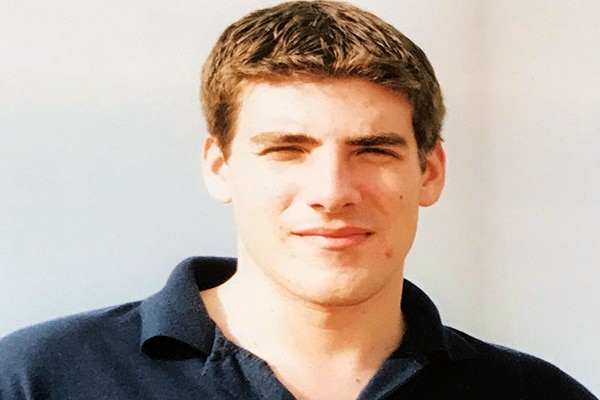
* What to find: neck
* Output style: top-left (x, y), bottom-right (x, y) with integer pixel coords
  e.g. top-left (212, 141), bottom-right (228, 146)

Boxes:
top-left (200, 255), bottom-right (405, 368)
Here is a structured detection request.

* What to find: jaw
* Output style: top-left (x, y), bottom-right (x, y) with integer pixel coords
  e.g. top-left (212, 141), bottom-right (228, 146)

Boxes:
top-left (233, 232), bottom-right (407, 310)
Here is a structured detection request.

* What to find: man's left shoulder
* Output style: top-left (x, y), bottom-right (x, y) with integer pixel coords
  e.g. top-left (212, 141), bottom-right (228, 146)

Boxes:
top-left (441, 326), bottom-right (597, 399)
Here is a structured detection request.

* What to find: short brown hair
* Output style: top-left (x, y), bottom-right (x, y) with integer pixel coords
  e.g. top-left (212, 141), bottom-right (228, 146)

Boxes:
top-left (201, 0), bottom-right (445, 166)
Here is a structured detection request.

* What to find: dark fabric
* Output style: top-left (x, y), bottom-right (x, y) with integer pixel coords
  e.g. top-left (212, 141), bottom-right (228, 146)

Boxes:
top-left (0, 257), bottom-right (596, 399)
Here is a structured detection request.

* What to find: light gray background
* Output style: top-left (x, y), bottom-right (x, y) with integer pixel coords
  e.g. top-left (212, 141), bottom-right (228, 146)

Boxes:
top-left (1, 0), bottom-right (598, 394)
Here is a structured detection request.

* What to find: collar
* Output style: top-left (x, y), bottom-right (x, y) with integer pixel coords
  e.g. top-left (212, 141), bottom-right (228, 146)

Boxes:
top-left (139, 257), bottom-right (476, 361)
top-left (139, 257), bottom-right (236, 358)
top-left (400, 280), bottom-right (477, 361)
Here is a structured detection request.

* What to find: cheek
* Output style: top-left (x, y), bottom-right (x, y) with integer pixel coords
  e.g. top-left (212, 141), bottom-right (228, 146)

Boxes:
top-left (384, 248), bottom-right (394, 260)
top-left (231, 179), bottom-right (297, 235)
top-left (362, 172), bottom-right (408, 210)
top-left (367, 174), bottom-right (421, 260)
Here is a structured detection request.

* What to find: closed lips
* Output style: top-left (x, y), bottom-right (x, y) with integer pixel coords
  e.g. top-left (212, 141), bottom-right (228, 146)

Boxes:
top-left (292, 227), bottom-right (373, 238)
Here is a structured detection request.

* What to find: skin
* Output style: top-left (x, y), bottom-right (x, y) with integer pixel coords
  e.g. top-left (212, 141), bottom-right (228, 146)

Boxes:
top-left (202, 77), bottom-right (446, 399)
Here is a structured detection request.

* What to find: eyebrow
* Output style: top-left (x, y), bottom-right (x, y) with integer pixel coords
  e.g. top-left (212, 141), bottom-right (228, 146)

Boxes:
top-left (250, 131), bottom-right (408, 147)
top-left (346, 133), bottom-right (408, 148)
top-left (250, 132), bottom-right (321, 146)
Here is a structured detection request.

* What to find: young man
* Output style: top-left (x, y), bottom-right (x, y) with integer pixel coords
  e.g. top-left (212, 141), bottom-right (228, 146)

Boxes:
top-left (0, 1), bottom-right (596, 399)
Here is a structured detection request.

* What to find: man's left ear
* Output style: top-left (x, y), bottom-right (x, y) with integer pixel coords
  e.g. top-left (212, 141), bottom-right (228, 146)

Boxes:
top-left (202, 135), bottom-right (232, 203)
top-left (419, 141), bottom-right (446, 207)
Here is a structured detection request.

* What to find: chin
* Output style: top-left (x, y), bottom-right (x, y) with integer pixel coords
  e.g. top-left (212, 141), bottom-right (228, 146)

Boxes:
top-left (280, 265), bottom-right (394, 308)
top-left (304, 292), bottom-right (375, 308)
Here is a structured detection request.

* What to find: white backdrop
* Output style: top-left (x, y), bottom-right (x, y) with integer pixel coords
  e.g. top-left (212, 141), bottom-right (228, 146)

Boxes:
top-left (1, 0), bottom-right (598, 394)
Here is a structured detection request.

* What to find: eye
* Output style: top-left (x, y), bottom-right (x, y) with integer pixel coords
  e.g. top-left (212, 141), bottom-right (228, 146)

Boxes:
top-left (258, 146), bottom-right (307, 160)
top-left (261, 146), bottom-right (304, 154)
top-left (357, 147), bottom-right (400, 159)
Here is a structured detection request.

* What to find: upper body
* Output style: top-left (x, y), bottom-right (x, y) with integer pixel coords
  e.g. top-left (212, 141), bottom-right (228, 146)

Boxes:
top-left (1, 1), bottom-right (596, 399)
top-left (0, 257), bottom-right (595, 399)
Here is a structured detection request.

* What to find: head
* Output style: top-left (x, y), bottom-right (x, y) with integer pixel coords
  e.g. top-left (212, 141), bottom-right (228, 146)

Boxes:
top-left (201, 0), bottom-right (445, 170)
top-left (200, 1), bottom-right (446, 307)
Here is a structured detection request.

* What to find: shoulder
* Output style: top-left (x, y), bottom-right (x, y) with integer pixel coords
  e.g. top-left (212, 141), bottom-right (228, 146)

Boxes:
top-left (0, 302), bottom-right (141, 399)
top-left (440, 326), bottom-right (597, 399)
top-left (0, 301), bottom-right (142, 359)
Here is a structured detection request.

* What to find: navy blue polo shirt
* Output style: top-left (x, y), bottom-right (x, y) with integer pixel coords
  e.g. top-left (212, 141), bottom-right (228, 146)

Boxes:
top-left (0, 257), bottom-right (596, 399)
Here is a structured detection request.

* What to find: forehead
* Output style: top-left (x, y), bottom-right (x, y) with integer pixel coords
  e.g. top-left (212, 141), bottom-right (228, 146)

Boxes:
top-left (234, 77), bottom-right (414, 140)
top-left (237, 76), bottom-right (410, 109)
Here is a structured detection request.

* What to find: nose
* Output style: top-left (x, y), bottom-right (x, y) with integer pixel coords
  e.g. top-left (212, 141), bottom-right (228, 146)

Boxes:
top-left (301, 150), bottom-right (362, 213)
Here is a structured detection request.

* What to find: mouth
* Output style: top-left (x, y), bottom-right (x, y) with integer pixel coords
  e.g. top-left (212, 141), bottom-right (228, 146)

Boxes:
top-left (292, 226), bottom-right (374, 250)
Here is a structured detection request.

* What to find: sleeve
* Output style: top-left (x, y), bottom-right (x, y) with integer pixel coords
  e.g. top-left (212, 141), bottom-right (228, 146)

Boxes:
top-left (0, 330), bottom-right (40, 400)
top-left (520, 356), bottom-right (598, 400)
top-left (0, 320), bottom-right (75, 400)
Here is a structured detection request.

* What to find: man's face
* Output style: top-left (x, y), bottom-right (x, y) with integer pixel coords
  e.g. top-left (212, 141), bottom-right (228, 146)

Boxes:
top-left (204, 77), bottom-right (445, 306)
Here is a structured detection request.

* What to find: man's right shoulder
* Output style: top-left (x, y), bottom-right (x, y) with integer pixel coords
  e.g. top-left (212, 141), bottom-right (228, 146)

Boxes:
top-left (1, 301), bottom-right (142, 350)
top-left (0, 302), bottom-right (142, 398)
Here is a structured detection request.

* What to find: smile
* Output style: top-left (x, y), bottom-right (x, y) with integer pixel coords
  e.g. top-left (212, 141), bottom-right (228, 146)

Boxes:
top-left (292, 226), bottom-right (373, 250)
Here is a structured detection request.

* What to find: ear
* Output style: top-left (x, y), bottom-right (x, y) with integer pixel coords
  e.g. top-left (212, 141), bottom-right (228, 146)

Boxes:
top-left (202, 135), bottom-right (232, 203)
top-left (419, 141), bottom-right (446, 207)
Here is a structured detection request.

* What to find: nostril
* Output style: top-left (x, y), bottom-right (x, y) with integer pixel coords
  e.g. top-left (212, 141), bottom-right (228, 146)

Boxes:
top-left (309, 199), bottom-right (359, 214)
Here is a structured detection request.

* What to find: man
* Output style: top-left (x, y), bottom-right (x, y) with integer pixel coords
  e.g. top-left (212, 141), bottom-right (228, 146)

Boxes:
top-left (0, 1), bottom-right (596, 399)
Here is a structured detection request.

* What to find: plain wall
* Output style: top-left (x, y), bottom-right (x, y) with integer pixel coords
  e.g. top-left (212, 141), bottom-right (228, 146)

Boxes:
top-left (1, 0), bottom-right (598, 394)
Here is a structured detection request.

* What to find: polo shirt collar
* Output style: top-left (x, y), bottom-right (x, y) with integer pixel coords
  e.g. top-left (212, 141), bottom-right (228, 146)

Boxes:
top-left (401, 280), bottom-right (477, 361)
top-left (139, 257), bottom-right (236, 358)
top-left (139, 257), bottom-right (476, 361)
